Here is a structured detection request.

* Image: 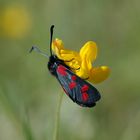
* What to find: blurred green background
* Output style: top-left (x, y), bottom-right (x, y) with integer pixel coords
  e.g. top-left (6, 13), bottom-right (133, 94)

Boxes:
top-left (0, 0), bottom-right (140, 140)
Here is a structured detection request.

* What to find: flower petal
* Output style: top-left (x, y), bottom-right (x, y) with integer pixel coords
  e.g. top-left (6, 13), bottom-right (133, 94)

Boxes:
top-left (52, 38), bottom-right (64, 58)
top-left (52, 38), bottom-right (64, 50)
top-left (75, 58), bottom-right (89, 79)
top-left (88, 66), bottom-right (110, 84)
top-left (60, 49), bottom-right (80, 61)
top-left (80, 41), bottom-right (97, 63)
top-left (82, 54), bottom-right (93, 70)
top-left (52, 38), bottom-right (80, 62)
top-left (65, 59), bottom-right (81, 70)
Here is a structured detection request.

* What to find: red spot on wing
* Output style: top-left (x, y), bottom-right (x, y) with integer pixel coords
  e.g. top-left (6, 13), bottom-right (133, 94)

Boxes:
top-left (81, 85), bottom-right (89, 92)
top-left (57, 65), bottom-right (67, 76)
top-left (82, 92), bottom-right (89, 101)
top-left (71, 75), bottom-right (77, 81)
top-left (69, 82), bottom-right (76, 89)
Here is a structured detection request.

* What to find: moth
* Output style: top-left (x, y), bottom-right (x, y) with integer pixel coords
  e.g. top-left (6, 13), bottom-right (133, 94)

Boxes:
top-left (30, 25), bottom-right (101, 107)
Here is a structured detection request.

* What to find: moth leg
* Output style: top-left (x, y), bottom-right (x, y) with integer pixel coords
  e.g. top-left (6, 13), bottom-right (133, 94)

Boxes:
top-left (82, 77), bottom-right (89, 80)
top-left (70, 67), bottom-right (80, 70)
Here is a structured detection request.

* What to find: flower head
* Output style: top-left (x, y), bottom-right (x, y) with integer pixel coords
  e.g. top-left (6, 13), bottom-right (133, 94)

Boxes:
top-left (1, 5), bottom-right (31, 39)
top-left (52, 38), bottom-right (110, 84)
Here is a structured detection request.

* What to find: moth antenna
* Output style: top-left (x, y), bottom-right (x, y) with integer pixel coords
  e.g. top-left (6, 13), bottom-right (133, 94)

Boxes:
top-left (29, 46), bottom-right (49, 58)
top-left (50, 25), bottom-right (54, 56)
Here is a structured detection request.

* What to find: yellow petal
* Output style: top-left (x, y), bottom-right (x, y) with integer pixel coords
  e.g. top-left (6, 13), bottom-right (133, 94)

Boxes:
top-left (60, 49), bottom-right (80, 61)
top-left (51, 38), bottom-right (64, 58)
top-left (52, 38), bottom-right (64, 50)
top-left (80, 41), bottom-right (97, 63)
top-left (66, 59), bottom-right (80, 70)
top-left (89, 66), bottom-right (110, 84)
top-left (52, 38), bottom-right (81, 62)
top-left (75, 58), bottom-right (89, 79)
top-left (82, 54), bottom-right (93, 70)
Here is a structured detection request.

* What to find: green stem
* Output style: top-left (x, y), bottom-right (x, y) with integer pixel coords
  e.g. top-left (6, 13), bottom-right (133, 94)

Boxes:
top-left (53, 91), bottom-right (63, 140)
top-left (21, 108), bottom-right (34, 140)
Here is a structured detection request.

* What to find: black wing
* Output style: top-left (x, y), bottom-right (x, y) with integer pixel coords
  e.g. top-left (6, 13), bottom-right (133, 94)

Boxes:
top-left (55, 64), bottom-right (101, 107)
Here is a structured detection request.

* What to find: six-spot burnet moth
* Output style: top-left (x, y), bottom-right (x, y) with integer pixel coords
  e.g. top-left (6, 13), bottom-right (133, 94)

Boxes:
top-left (30, 25), bottom-right (101, 107)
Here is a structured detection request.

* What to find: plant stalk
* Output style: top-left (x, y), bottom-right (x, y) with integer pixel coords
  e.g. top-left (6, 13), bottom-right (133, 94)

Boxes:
top-left (53, 91), bottom-right (63, 140)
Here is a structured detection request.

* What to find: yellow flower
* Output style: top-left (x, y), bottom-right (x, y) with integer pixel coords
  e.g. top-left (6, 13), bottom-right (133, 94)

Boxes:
top-left (52, 38), bottom-right (110, 84)
top-left (1, 5), bottom-right (31, 39)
